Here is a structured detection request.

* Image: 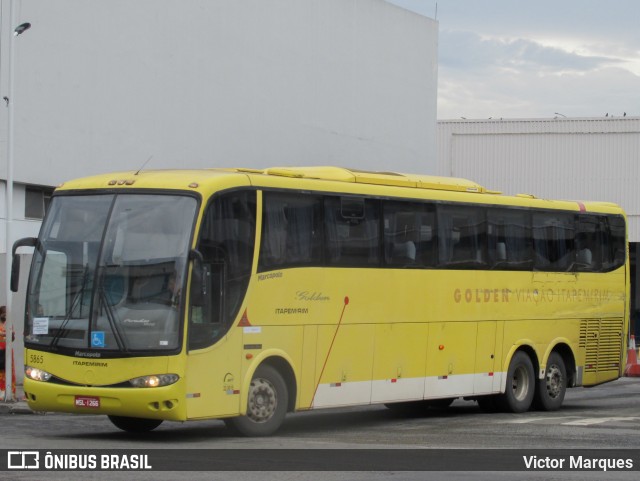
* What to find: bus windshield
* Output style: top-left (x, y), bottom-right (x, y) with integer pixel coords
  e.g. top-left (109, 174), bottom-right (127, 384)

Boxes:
top-left (25, 193), bottom-right (197, 355)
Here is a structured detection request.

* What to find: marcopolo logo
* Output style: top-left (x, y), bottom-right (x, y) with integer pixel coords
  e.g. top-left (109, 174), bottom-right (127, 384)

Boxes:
top-left (8, 451), bottom-right (40, 469)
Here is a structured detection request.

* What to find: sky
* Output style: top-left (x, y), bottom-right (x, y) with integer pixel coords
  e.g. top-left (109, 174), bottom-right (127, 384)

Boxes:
top-left (386, 0), bottom-right (640, 120)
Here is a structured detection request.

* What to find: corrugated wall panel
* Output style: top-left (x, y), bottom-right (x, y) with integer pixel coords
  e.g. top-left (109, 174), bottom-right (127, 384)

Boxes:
top-left (437, 118), bottom-right (640, 241)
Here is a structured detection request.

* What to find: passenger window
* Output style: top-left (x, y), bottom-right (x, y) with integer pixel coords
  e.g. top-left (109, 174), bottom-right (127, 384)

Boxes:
top-left (325, 197), bottom-right (381, 267)
top-left (602, 215), bottom-right (626, 271)
top-left (437, 205), bottom-right (486, 269)
top-left (259, 193), bottom-right (323, 271)
top-left (575, 215), bottom-right (602, 272)
top-left (383, 201), bottom-right (436, 267)
top-left (533, 212), bottom-right (575, 271)
top-left (487, 209), bottom-right (532, 270)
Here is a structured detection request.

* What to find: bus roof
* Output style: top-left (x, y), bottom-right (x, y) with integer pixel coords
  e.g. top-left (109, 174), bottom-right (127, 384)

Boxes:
top-left (55, 166), bottom-right (623, 214)
top-left (57, 166), bottom-right (491, 193)
top-left (236, 166), bottom-right (496, 194)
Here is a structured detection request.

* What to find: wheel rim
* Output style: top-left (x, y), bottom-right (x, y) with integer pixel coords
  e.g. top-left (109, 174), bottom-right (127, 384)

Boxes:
top-left (545, 364), bottom-right (564, 399)
top-left (247, 377), bottom-right (278, 423)
top-left (511, 365), bottom-right (530, 401)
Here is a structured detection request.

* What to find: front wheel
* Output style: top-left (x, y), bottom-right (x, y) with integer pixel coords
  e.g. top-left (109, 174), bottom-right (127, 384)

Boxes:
top-left (108, 415), bottom-right (163, 433)
top-left (534, 352), bottom-right (567, 411)
top-left (497, 351), bottom-right (535, 413)
top-left (224, 364), bottom-right (288, 437)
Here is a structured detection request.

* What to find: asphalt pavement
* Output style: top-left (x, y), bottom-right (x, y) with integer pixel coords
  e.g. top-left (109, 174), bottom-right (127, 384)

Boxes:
top-left (2, 369), bottom-right (639, 416)
top-left (0, 384), bottom-right (32, 415)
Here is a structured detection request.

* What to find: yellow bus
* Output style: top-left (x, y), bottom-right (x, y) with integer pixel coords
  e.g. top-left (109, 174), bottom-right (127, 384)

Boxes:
top-left (12, 166), bottom-right (628, 436)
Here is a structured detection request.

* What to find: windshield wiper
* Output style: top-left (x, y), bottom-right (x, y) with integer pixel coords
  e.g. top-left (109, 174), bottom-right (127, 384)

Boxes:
top-left (51, 265), bottom-right (90, 348)
top-left (97, 275), bottom-right (129, 352)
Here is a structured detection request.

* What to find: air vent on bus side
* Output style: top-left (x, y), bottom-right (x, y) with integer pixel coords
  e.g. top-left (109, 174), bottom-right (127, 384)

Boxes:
top-left (579, 318), bottom-right (624, 384)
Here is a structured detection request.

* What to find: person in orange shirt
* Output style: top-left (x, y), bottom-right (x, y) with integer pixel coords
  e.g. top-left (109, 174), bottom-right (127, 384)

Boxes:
top-left (0, 305), bottom-right (16, 399)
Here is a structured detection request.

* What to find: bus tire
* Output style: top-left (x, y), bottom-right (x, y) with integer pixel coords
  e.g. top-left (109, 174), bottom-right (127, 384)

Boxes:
top-left (498, 351), bottom-right (535, 413)
top-left (225, 364), bottom-right (288, 437)
top-left (108, 415), bottom-right (163, 433)
top-left (534, 352), bottom-right (567, 411)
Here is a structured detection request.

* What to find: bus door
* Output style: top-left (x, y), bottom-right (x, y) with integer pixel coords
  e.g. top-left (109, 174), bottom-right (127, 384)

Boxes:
top-left (184, 190), bottom-right (257, 419)
top-left (185, 258), bottom-right (243, 419)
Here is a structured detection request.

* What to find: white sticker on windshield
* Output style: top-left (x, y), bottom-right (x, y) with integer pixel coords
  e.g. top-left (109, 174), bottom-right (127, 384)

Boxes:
top-left (159, 340), bottom-right (169, 346)
top-left (33, 317), bottom-right (49, 335)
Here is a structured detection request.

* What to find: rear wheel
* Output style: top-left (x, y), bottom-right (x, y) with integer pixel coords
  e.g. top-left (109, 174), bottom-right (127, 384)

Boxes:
top-left (224, 364), bottom-right (288, 436)
top-left (534, 352), bottom-right (567, 411)
top-left (108, 415), bottom-right (163, 433)
top-left (497, 351), bottom-right (535, 413)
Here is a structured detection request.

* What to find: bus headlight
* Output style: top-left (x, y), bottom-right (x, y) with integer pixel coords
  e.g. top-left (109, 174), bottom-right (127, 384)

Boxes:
top-left (25, 366), bottom-right (53, 382)
top-left (129, 374), bottom-right (179, 388)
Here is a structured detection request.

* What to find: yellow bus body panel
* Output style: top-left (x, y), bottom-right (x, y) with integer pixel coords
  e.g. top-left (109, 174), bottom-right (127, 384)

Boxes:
top-left (25, 167), bottom-right (629, 421)
top-left (24, 349), bottom-right (187, 420)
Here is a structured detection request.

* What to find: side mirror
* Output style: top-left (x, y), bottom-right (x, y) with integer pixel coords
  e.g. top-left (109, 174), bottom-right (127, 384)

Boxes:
top-left (10, 254), bottom-right (21, 293)
top-left (11, 237), bottom-right (37, 292)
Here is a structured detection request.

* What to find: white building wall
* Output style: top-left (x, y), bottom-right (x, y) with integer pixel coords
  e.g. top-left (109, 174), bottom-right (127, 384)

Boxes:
top-left (0, 0), bottom-right (438, 350)
top-left (0, 0), bottom-right (437, 191)
top-left (437, 117), bottom-right (640, 242)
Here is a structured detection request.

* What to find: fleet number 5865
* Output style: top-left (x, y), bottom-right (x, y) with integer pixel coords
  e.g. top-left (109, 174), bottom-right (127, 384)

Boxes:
top-left (29, 354), bottom-right (44, 364)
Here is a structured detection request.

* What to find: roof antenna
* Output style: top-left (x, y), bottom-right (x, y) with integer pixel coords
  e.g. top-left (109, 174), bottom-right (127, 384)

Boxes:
top-left (135, 155), bottom-right (153, 176)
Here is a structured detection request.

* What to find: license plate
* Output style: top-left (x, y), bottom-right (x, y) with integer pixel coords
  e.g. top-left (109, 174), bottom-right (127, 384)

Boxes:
top-left (74, 396), bottom-right (100, 408)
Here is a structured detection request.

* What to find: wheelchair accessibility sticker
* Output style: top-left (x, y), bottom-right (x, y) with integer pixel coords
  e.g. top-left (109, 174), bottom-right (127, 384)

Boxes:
top-left (91, 331), bottom-right (106, 348)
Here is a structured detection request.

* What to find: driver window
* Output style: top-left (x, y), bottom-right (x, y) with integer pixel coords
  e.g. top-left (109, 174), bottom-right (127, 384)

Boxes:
top-left (189, 190), bottom-right (256, 350)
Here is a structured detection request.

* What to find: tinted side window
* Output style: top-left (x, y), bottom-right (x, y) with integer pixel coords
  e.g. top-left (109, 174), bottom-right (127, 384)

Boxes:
top-left (259, 192), bottom-right (323, 271)
top-left (487, 208), bottom-right (532, 270)
top-left (437, 205), bottom-right (486, 269)
top-left (325, 196), bottom-right (381, 267)
top-left (575, 215), bottom-right (603, 272)
top-left (189, 190), bottom-right (256, 350)
top-left (383, 201), bottom-right (436, 267)
top-left (602, 214), bottom-right (626, 271)
top-left (533, 212), bottom-right (575, 271)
